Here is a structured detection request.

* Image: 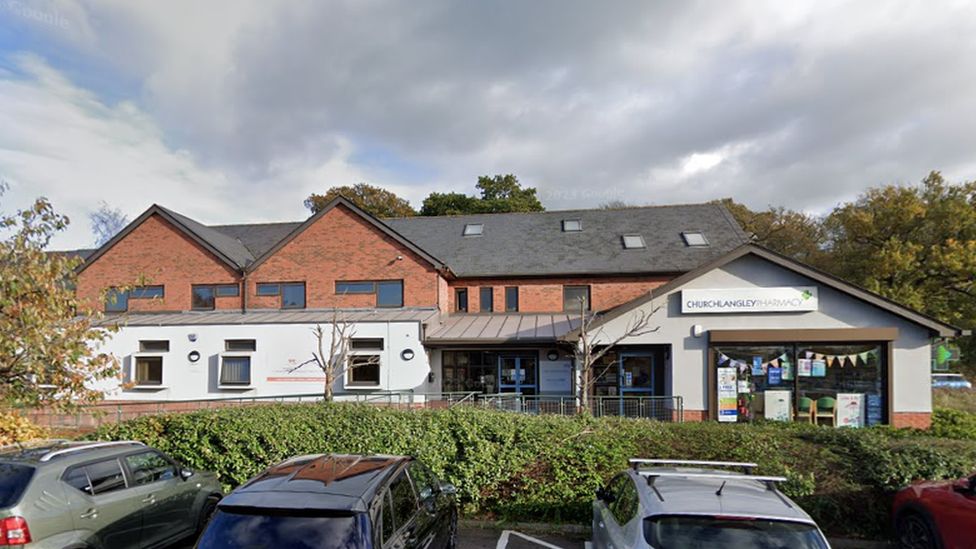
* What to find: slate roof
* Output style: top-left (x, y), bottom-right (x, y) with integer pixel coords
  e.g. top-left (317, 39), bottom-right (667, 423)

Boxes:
top-left (61, 202), bottom-right (750, 278)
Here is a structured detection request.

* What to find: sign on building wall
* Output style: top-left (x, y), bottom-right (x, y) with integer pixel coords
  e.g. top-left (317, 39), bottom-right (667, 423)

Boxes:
top-left (539, 361), bottom-right (573, 394)
top-left (682, 287), bottom-right (819, 314)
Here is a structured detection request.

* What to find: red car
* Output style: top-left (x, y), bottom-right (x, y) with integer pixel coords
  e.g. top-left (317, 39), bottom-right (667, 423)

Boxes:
top-left (893, 473), bottom-right (976, 549)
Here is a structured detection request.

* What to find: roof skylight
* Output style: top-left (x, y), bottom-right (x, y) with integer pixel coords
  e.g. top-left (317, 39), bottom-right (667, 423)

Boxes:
top-left (562, 219), bottom-right (582, 232)
top-left (621, 234), bottom-right (646, 249)
top-left (463, 223), bottom-right (484, 236)
top-left (681, 231), bottom-right (709, 247)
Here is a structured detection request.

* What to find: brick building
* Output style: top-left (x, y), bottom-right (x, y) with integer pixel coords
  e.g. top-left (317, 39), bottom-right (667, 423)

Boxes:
top-left (67, 197), bottom-right (965, 428)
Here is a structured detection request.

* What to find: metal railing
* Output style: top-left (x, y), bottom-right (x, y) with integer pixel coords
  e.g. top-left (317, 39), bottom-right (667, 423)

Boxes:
top-left (474, 394), bottom-right (683, 422)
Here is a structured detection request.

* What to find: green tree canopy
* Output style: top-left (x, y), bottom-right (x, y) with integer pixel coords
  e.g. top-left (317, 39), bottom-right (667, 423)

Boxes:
top-left (420, 174), bottom-right (545, 216)
top-left (304, 183), bottom-right (416, 217)
top-left (715, 198), bottom-right (825, 265)
top-left (0, 190), bottom-right (121, 410)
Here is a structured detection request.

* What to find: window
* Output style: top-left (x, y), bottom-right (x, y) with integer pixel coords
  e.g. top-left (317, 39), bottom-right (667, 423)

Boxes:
top-left (215, 284), bottom-right (240, 297)
top-left (256, 283), bottom-right (280, 296)
top-left (562, 219), bottom-right (582, 232)
top-left (220, 356), bottom-right (252, 385)
top-left (377, 281), bottom-right (403, 308)
top-left (125, 451), bottom-right (177, 485)
top-left (336, 280), bottom-right (403, 308)
top-left (139, 340), bottom-right (169, 352)
top-left (455, 288), bottom-right (468, 312)
top-left (389, 472), bottom-right (418, 533)
top-left (105, 288), bottom-right (128, 312)
top-left (86, 459), bottom-right (127, 495)
top-left (381, 491), bottom-right (395, 543)
top-left (480, 287), bottom-right (494, 313)
top-left (351, 338), bottom-right (384, 351)
top-left (610, 475), bottom-right (639, 526)
top-left (256, 282), bottom-right (306, 309)
top-left (348, 355), bottom-right (380, 387)
top-left (192, 285), bottom-right (216, 310)
top-left (62, 466), bottom-right (91, 495)
top-left (336, 281), bottom-right (376, 294)
top-left (681, 231), bottom-right (709, 247)
top-left (408, 462), bottom-right (439, 501)
top-left (505, 287), bottom-right (519, 312)
top-left (130, 285), bottom-right (164, 299)
top-left (463, 223), bottom-right (483, 236)
top-left (225, 339), bottom-right (256, 352)
top-left (563, 285), bottom-right (591, 312)
top-left (134, 356), bottom-right (163, 386)
top-left (622, 234), bottom-right (646, 249)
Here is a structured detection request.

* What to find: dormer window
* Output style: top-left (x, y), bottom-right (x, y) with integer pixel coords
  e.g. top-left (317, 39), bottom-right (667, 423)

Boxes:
top-left (463, 223), bottom-right (484, 236)
top-left (562, 219), bottom-right (582, 232)
top-left (681, 231), bottom-right (709, 247)
top-left (621, 234), bottom-right (646, 249)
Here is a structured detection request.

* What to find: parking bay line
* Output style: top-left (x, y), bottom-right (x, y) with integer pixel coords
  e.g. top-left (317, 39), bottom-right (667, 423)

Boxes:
top-left (496, 530), bottom-right (569, 549)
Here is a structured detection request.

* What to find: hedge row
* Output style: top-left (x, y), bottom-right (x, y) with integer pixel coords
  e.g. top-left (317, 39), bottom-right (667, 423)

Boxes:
top-left (89, 404), bottom-right (976, 538)
top-left (931, 407), bottom-right (976, 440)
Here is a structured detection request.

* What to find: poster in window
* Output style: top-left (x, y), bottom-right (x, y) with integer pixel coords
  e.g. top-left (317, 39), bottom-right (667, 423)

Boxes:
top-left (764, 390), bottom-right (792, 422)
top-left (837, 393), bottom-right (865, 428)
top-left (866, 394), bottom-right (883, 426)
top-left (768, 367), bottom-right (782, 385)
top-left (717, 367), bottom-right (738, 423)
top-left (737, 380), bottom-right (751, 393)
top-left (781, 359), bottom-right (794, 381)
top-left (751, 356), bottom-right (765, 376)
top-left (798, 358), bottom-right (812, 377)
top-left (811, 359), bottom-right (827, 377)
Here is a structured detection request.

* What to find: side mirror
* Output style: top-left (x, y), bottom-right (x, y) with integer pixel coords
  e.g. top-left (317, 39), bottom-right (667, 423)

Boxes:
top-left (439, 482), bottom-right (457, 496)
top-left (180, 468), bottom-right (194, 480)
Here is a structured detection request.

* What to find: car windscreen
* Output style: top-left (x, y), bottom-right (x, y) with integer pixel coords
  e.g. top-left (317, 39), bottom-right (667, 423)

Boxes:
top-left (644, 515), bottom-right (829, 549)
top-left (196, 508), bottom-right (366, 549)
top-left (0, 463), bottom-right (35, 508)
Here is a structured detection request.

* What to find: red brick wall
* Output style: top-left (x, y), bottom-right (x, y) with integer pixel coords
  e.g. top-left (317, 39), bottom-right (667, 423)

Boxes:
top-left (248, 204), bottom-right (442, 309)
top-left (447, 275), bottom-right (672, 313)
top-left (76, 214), bottom-right (242, 312)
top-left (682, 409), bottom-right (707, 422)
top-left (891, 412), bottom-right (932, 429)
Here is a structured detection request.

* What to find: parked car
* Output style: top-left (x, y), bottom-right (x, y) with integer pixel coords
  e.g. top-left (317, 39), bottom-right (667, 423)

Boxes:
top-left (931, 373), bottom-right (972, 389)
top-left (593, 459), bottom-right (830, 549)
top-left (0, 439), bottom-right (222, 548)
top-left (196, 453), bottom-right (457, 549)
top-left (893, 472), bottom-right (976, 549)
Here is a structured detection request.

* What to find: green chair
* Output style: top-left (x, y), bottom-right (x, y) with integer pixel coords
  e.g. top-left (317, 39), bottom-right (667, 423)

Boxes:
top-left (815, 396), bottom-right (836, 427)
top-left (797, 397), bottom-right (815, 423)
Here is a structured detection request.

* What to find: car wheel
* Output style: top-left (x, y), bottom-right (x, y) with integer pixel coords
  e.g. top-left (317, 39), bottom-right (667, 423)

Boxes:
top-left (198, 496), bottom-right (220, 534)
top-left (896, 511), bottom-right (940, 549)
top-left (446, 510), bottom-right (458, 549)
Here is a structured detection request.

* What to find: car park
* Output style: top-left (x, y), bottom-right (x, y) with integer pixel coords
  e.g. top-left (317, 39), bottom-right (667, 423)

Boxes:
top-left (0, 439), bottom-right (222, 548)
top-left (892, 472), bottom-right (976, 549)
top-left (931, 373), bottom-right (973, 390)
top-left (195, 453), bottom-right (458, 549)
top-left (592, 459), bottom-right (830, 549)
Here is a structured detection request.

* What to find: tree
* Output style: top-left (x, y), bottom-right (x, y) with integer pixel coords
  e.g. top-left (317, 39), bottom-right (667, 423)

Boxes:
top-left (419, 174), bottom-right (545, 216)
top-left (305, 183), bottom-right (416, 217)
top-left (715, 198), bottom-right (826, 265)
top-left (0, 188), bottom-right (121, 411)
top-left (89, 201), bottom-right (129, 247)
top-left (599, 200), bottom-right (635, 209)
top-left (291, 310), bottom-right (381, 401)
top-left (572, 298), bottom-right (659, 414)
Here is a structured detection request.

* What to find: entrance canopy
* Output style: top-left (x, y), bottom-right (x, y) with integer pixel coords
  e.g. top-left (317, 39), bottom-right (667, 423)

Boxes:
top-left (425, 313), bottom-right (584, 345)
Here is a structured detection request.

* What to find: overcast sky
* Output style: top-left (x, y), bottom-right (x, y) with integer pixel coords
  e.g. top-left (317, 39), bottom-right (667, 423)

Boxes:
top-left (2, 1), bottom-right (976, 249)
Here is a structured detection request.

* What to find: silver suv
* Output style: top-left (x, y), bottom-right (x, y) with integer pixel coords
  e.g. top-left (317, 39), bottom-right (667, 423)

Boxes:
top-left (0, 439), bottom-right (222, 548)
top-left (592, 459), bottom-right (831, 549)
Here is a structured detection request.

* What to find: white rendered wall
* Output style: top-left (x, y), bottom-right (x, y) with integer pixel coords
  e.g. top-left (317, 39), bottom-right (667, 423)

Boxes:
top-left (595, 254), bottom-right (933, 414)
top-left (93, 321), bottom-right (432, 401)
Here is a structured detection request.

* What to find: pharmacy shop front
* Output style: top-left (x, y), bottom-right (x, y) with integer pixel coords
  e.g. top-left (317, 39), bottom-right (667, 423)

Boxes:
top-left (585, 245), bottom-right (966, 429)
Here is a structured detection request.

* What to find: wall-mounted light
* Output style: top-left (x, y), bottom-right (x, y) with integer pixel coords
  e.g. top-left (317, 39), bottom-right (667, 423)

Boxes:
top-left (691, 324), bottom-right (704, 338)
top-left (188, 350), bottom-right (201, 363)
top-left (427, 371), bottom-right (435, 383)
top-left (188, 333), bottom-right (198, 342)
top-left (546, 350), bottom-right (560, 361)
top-left (401, 349), bottom-right (416, 361)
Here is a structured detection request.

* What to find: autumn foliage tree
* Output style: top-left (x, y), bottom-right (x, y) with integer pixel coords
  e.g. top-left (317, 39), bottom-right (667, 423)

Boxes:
top-left (0, 190), bottom-right (120, 410)
top-left (305, 183), bottom-right (416, 217)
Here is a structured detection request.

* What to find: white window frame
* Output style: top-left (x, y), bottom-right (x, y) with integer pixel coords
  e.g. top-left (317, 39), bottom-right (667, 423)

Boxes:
top-left (131, 353), bottom-right (166, 389)
top-left (219, 353), bottom-right (254, 389)
top-left (462, 223), bottom-right (484, 236)
top-left (345, 344), bottom-right (383, 389)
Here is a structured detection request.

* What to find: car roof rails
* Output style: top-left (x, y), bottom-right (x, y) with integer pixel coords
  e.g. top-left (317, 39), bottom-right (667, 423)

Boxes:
top-left (638, 469), bottom-right (791, 505)
top-left (38, 441), bottom-right (146, 462)
top-left (629, 459), bottom-right (759, 475)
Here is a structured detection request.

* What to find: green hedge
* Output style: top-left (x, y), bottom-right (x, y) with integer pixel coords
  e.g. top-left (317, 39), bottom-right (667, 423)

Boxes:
top-left (931, 407), bottom-right (976, 440)
top-left (89, 404), bottom-right (976, 538)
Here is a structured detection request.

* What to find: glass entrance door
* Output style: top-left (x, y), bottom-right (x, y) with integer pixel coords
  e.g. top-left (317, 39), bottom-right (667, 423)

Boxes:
top-left (498, 355), bottom-right (538, 395)
top-left (619, 353), bottom-right (654, 395)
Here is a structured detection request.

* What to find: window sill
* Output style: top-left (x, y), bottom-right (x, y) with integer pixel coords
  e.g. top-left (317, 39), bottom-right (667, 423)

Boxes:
top-left (130, 385), bottom-right (168, 391)
top-left (346, 385), bottom-right (382, 390)
top-left (218, 384), bottom-right (255, 390)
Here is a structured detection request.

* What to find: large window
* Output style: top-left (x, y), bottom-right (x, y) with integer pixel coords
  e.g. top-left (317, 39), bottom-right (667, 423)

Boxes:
top-left (335, 280), bottom-right (403, 308)
top-left (563, 285), bottom-right (591, 312)
top-left (505, 287), bottom-right (519, 312)
top-left (441, 351), bottom-right (500, 393)
top-left (713, 343), bottom-right (886, 426)
top-left (256, 282), bottom-right (306, 309)
top-left (134, 356), bottom-right (163, 386)
top-left (191, 285), bottom-right (216, 310)
top-left (347, 338), bottom-right (382, 388)
top-left (480, 287), bottom-right (494, 312)
top-left (220, 356), bottom-right (252, 386)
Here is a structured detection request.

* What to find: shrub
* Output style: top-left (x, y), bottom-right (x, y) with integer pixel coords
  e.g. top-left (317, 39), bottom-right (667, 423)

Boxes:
top-left (89, 404), bottom-right (976, 539)
top-left (931, 407), bottom-right (976, 440)
top-left (0, 411), bottom-right (49, 445)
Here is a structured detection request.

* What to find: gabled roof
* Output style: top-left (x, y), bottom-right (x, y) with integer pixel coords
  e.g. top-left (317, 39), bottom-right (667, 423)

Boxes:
top-left (75, 205), bottom-right (255, 274)
top-left (566, 244), bottom-right (967, 339)
top-left (244, 196), bottom-right (449, 273)
top-left (384, 203), bottom-right (750, 277)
